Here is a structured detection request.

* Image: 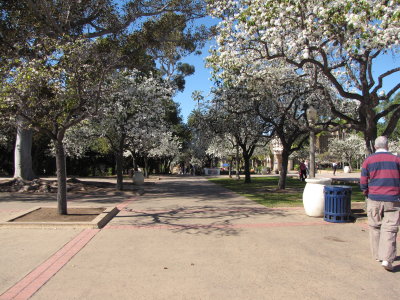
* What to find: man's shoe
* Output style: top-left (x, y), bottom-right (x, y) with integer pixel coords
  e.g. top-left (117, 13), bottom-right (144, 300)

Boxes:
top-left (382, 261), bottom-right (393, 271)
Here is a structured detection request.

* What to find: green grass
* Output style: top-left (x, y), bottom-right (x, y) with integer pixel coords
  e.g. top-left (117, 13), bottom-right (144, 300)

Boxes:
top-left (208, 176), bottom-right (364, 207)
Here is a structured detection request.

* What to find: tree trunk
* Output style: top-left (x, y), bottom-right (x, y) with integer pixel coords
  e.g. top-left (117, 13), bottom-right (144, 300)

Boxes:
top-left (132, 156), bottom-right (137, 171)
top-left (235, 144), bottom-right (240, 180)
top-left (144, 157), bottom-right (149, 178)
top-left (165, 160), bottom-right (172, 174)
top-left (14, 118), bottom-right (35, 180)
top-left (229, 157), bottom-right (233, 178)
top-left (155, 159), bottom-right (161, 174)
top-left (55, 140), bottom-right (67, 215)
top-left (364, 132), bottom-right (373, 155)
top-left (115, 135), bottom-right (126, 191)
top-left (115, 148), bottom-right (124, 191)
top-left (243, 152), bottom-right (251, 184)
top-left (278, 149), bottom-right (290, 190)
top-left (363, 111), bottom-right (378, 154)
top-left (348, 155), bottom-right (353, 172)
top-left (365, 135), bottom-right (375, 155)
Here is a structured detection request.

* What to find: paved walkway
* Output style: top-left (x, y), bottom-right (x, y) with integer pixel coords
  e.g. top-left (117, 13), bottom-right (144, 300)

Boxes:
top-left (0, 175), bottom-right (399, 299)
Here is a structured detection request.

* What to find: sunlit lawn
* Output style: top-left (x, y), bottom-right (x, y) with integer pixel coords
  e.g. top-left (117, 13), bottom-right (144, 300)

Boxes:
top-left (208, 176), bottom-right (364, 207)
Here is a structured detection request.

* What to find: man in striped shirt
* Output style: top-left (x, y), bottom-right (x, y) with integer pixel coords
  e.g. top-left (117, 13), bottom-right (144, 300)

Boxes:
top-left (360, 136), bottom-right (400, 271)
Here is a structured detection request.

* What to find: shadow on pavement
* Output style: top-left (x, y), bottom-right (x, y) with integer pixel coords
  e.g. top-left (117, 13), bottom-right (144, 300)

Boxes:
top-left (114, 205), bottom-right (293, 237)
top-left (106, 177), bottom-right (307, 236)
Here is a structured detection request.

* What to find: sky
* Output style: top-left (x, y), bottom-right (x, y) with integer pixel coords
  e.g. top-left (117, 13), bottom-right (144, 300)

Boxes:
top-left (174, 42), bottom-right (215, 122)
top-left (174, 20), bottom-right (400, 123)
top-left (173, 17), bottom-right (219, 123)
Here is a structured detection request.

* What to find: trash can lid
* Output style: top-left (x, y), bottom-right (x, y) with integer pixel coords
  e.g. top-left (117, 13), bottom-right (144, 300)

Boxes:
top-left (305, 178), bottom-right (332, 185)
top-left (324, 185), bottom-right (352, 190)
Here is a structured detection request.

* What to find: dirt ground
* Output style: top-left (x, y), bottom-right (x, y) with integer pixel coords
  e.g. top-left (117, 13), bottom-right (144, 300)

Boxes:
top-left (0, 177), bottom-right (136, 222)
top-left (0, 177), bottom-right (130, 193)
top-left (10, 207), bottom-right (106, 222)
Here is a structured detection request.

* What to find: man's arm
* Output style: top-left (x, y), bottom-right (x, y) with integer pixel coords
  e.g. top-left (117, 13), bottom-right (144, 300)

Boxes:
top-left (360, 160), bottom-right (369, 196)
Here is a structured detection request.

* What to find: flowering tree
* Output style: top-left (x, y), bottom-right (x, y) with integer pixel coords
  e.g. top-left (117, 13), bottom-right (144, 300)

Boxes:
top-left (187, 109), bottom-right (216, 170)
top-left (0, 38), bottom-right (113, 213)
top-left (64, 97), bottom-right (181, 180)
top-left (206, 135), bottom-right (236, 159)
top-left (66, 70), bottom-right (171, 189)
top-left (253, 74), bottom-right (322, 189)
top-left (208, 0), bottom-right (400, 153)
top-left (207, 64), bottom-right (320, 188)
top-left (206, 134), bottom-right (239, 178)
top-left (128, 125), bottom-right (166, 176)
top-left (205, 86), bottom-right (270, 183)
top-left (329, 134), bottom-right (366, 170)
top-left (0, 0), bottom-right (208, 182)
top-left (104, 72), bottom-right (171, 187)
top-left (148, 131), bottom-right (182, 174)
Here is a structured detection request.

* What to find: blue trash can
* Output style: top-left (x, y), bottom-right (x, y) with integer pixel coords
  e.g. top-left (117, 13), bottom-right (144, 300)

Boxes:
top-left (324, 185), bottom-right (352, 223)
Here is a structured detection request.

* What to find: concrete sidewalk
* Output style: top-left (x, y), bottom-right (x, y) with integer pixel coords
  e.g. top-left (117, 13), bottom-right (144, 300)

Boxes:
top-left (0, 175), bottom-right (398, 299)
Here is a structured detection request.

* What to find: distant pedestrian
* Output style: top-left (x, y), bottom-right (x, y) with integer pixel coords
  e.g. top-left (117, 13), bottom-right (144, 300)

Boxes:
top-left (360, 136), bottom-right (400, 271)
top-left (299, 161), bottom-right (307, 181)
top-left (305, 160), bottom-right (310, 176)
top-left (332, 162), bottom-right (338, 175)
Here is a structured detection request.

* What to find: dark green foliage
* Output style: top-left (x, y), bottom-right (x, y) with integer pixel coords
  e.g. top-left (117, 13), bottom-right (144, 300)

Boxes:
top-left (378, 92), bottom-right (400, 139)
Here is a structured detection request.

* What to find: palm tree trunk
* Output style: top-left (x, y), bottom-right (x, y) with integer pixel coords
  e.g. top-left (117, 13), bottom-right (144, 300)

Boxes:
top-left (14, 117), bottom-right (35, 180)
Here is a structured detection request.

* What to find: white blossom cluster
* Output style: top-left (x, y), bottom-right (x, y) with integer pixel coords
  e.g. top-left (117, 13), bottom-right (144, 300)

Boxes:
top-left (2, 38), bottom-right (116, 134)
top-left (62, 69), bottom-right (174, 159)
top-left (61, 121), bottom-right (98, 157)
top-left (208, 0), bottom-right (399, 96)
top-left (389, 138), bottom-right (400, 154)
top-left (148, 131), bottom-right (182, 158)
top-left (206, 135), bottom-right (237, 159)
top-left (329, 133), bottom-right (366, 165)
top-left (188, 125), bottom-right (213, 166)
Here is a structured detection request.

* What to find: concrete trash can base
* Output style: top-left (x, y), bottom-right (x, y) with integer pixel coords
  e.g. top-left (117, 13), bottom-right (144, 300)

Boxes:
top-left (303, 178), bottom-right (332, 217)
top-left (324, 185), bottom-right (352, 223)
top-left (133, 171), bottom-right (144, 185)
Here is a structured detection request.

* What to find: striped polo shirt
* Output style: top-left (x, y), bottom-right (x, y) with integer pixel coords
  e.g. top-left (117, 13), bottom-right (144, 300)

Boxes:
top-left (360, 150), bottom-right (400, 202)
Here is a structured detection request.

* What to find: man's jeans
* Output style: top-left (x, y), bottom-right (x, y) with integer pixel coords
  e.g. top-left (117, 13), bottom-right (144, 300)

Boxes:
top-left (367, 199), bottom-right (400, 262)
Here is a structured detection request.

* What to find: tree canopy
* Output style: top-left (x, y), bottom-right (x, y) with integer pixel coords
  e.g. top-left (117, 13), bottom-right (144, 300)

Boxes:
top-left (208, 0), bottom-right (400, 153)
